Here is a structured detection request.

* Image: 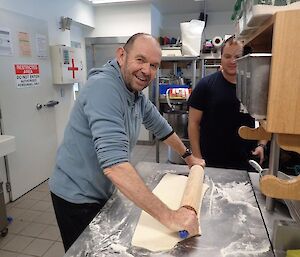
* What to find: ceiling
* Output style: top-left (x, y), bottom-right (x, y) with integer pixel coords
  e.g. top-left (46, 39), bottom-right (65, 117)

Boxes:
top-left (150, 0), bottom-right (236, 14)
top-left (88, 0), bottom-right (237, 15)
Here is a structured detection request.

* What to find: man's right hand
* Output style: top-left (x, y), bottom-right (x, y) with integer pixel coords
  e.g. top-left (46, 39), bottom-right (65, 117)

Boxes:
top-left (164, 207), bottom-right (199, 238)
top-left (105, 162), bottom-right (200, 238)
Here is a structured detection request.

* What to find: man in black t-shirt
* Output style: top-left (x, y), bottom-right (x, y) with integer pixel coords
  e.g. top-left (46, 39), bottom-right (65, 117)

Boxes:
top-left (188, 36), bottom-right (267, 170)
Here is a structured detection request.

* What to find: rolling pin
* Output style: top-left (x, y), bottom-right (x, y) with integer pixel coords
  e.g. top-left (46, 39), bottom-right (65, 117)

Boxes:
top-left (179, 164), bottom-right (204, 239)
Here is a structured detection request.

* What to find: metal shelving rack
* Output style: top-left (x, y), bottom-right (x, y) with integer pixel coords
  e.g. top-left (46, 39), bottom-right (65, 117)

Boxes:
top-left (155, 56), bottom-right (199, 163)
top-left (199, 52), bottom-right (221, 78)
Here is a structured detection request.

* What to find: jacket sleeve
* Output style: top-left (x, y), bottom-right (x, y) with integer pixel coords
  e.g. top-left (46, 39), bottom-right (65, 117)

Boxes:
top-left (81, 75), bottom-right (129, 169)
top-left (142, 98), bottom-right (173, 140)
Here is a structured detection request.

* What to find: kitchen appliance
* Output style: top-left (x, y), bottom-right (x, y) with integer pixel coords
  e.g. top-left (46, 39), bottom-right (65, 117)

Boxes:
top-left (236, 53), bottom-right (272, 119)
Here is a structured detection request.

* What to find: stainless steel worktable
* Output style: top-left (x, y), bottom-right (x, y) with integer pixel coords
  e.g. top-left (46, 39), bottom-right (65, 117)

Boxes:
top-left (64, 162), bottom-right (276, 257)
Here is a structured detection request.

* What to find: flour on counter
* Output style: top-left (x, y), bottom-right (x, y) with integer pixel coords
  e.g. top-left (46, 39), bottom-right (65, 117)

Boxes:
top-left (208, 179), bottom-right (216, 215)
top-left (220, 235), bottom-right (270, 257)
top-left (235, 209), bottom-right (247, 225)
top-left (209, 181), bottom-right (258, 212)
top-left (109, 243), bottom-right (133, 256)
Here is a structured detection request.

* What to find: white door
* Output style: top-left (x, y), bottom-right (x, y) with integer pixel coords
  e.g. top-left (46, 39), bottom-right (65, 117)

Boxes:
top-left (0, 9), bottom-right (57, 201)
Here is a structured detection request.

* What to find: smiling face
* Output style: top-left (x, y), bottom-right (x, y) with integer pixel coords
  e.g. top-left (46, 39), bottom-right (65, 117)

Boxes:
top-left (221, 41), bottom-right (243, 82)
top-left (117, 35), bottom-right (161, 92)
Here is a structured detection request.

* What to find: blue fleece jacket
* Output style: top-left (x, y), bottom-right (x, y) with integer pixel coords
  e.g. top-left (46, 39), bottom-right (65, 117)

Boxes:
top-left (49, 59), bottom-right (172, 204)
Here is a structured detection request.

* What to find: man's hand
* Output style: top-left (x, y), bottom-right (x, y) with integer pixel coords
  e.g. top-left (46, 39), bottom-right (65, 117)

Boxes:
top-left (252, 145), bottom-right (265, 165)
top-left (164, 207), bottom-right (199, 237)
top-left (184, 155), bottom-right (206, 169)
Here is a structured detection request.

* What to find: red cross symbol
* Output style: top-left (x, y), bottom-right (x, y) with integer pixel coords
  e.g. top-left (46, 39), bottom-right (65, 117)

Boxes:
top-left (68, 59), bottom-right (79, 79)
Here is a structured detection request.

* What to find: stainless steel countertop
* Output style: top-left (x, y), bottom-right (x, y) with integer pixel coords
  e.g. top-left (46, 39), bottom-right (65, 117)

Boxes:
top-left (248, 173), bottom-right (292, 237)
top-left (64, 162), bottom-right (278, 257)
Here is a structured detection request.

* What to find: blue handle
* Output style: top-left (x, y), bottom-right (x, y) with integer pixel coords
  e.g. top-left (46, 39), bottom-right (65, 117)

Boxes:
top-left (178, 230), bottom-right (189, 239)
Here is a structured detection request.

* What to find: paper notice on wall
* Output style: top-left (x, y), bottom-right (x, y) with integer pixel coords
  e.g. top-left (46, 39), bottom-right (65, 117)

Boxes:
top-left (36, 34), bottom-right (48, 58)
top-left (18, 32), bottom-right (32, 57)
top-left (0, 27), bottom-right (13, 56)
top-left (14, 64), bottom-right (40, 88)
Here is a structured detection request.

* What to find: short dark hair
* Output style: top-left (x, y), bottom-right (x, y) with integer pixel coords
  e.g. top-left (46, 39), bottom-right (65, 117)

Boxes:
top-left (123, 32), bottom-right (153, 52)
top-left (220, 35), bottom-right (243, 55)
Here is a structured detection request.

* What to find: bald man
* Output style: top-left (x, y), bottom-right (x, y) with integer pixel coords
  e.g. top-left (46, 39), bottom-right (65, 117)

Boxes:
top-left (49, 33), bottom-right (205, 251)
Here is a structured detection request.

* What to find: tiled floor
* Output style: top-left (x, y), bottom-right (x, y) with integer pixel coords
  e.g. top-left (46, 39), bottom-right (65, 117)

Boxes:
top-left (1, 143), bottom-right (169, 257)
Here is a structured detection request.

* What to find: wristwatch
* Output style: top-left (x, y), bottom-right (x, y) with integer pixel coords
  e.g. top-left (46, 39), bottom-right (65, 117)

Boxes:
top-left (181, 148), bottom-right (192, 159)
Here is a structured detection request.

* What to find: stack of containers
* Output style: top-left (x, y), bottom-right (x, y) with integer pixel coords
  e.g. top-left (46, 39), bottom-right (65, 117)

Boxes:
top-left (232, 0), bottom-right (300, 37)
top-left (236, 53), bottom-right (272, 120)
top-left (233, 0), bottom-right (300, 120)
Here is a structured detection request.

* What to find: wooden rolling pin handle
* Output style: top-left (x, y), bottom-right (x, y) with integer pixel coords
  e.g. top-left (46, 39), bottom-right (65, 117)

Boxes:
top-left (180, 165), bottom-right (204, 212)
top-left (178, 165), bottom-right (204, 239)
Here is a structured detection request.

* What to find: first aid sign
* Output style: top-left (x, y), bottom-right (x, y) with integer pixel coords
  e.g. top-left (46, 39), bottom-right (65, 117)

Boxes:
top-left (14, 64), bottom-right (40, 88)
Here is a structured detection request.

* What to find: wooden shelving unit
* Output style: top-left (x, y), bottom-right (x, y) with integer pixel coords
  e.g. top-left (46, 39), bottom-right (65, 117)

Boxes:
top-left (242, 9), bottom-right (300, 153)
top-left (238, 9), bottom-right (300, 202)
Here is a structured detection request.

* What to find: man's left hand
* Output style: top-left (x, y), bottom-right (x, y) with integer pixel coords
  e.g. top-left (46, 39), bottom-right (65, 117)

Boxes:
top-left (252, 145), bottom-right (265, 165)
top-left (185, 155), bottom-right (206, 169)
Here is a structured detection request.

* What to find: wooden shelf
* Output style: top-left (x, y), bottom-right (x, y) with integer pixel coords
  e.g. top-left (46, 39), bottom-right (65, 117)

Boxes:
top-left (239, 9), bottom-right (300, 201)
top-left (241, 14), bottom-right (274, 53)
top-left (244, 10), bottom-right (300, 136)
top-left (267, 10), bottom-right (300, 135)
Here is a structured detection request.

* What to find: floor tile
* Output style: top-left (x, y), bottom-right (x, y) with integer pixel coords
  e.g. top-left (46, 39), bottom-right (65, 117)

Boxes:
top-left (6, 207), bottom-right (24, 220)
top-left (19, 222), bottom-right (48, 237)
top-left (45, 205), bottom-right (55, 214)
top-left (0, 233), bottom-right (14, 248)
top-left (22, 238), bottom-right (53, 257)
top-left (2, 235), bottom-right (33, 252)
top-left (24, 190), bottom-right (49, 201)
top-left (7, 219), bottom-right (30, 234)
top-left (14, 198), bottom-right (39, 210)
top-left (43, 242), bottom-right (64, 257)
top-left (18, 210), bottom-right (43, 222)
top-left (30, 201), bottom-right (52, 212)
top-left (42, 194), bottom-right (52, 202)
top-left (34, 182), bottom-right (50, 193)
top-left (34, 212), bottom-right (56, 225)
top-left (38, 225), bottom-right (60, 241)
top-left (0, 250), bottom-right (18, 257)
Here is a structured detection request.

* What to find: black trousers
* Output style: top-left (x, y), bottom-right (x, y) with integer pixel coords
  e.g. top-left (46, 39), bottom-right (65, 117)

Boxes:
top-left (51, 192), bottom-right (107, 252)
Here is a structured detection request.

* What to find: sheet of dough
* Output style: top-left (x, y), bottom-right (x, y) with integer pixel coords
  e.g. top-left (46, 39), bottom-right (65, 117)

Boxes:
top-left (131, 173), bottom-right (209, 252)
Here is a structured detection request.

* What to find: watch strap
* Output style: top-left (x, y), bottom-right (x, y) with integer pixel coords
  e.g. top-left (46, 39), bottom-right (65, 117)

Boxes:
top-left (181, 148), bottom-right (192, 159)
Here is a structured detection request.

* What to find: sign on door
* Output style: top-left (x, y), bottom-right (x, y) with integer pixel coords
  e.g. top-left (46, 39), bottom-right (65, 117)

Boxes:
top-left (14, 64), bottom-right (40, 88)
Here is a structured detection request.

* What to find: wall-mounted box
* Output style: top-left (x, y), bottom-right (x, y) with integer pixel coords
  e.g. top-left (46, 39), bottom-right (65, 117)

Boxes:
top-left (50, 45), bottom-right (83, 84)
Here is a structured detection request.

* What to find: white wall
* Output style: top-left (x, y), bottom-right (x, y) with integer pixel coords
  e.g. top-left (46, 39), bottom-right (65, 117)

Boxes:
top-left (91, 3), bottom-right (152, 37)
top-left (91, 2), bottom-right (161, 142)
top-left (0, 0), bottom-right (94, 44)
top-left (151, 5), bottom-right (162, 37)
top-left (0, 0), bottom-right (94, 145)
top-left (161, 11), bottom-right (235, 40)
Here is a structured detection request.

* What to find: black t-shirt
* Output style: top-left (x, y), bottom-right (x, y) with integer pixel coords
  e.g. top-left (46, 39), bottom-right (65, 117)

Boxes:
top-left (188, 71), bottom-right (256, 169)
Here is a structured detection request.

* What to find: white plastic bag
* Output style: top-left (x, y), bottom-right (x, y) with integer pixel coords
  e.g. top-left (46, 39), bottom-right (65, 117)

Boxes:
top-left (180, 19), bottom-right (205, 56)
